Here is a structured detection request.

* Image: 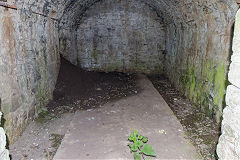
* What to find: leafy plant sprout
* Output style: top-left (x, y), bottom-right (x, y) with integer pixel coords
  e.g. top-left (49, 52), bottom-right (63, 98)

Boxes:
top-left (128, 129), bottom-right (156, 160)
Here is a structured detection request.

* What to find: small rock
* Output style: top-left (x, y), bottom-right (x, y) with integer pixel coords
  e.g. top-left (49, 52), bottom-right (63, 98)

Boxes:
top-left (159, 129), bottom-right (167, 134)
top-left (87, 109), bottom-right (93, 112)
top-left (83, 100), bottom-right (88, 105)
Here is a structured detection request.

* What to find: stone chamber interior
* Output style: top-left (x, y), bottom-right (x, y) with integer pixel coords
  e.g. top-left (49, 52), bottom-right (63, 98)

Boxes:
top-left (0, 0), bottom-right (240, 159)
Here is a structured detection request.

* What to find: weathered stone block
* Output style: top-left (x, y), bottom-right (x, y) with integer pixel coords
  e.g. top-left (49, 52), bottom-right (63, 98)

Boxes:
top-left (0, 6), bottom-right (60, 143)
top-left (217, 10), bottom-right (240, 159)
top-left (222, 107), bottom-right (240, 137)
top-left (0, 128), bottom-right (6, 153)
top-left (217, 136), bottom-right (239, 160)
top-left (229, 55), bottom-right (240, 88)
top-left (218, 88), bottom-right (240, 159)
top-left (232, 10), bottom-right (240, 54)
top-left (0, 112), bottom-right (10, 160)
top-left (226, 85), bottom-right (240, 109)
top-left (0, 150), bottom-right (10, 160)
top-left (235, 140), bottom-right (240, 157)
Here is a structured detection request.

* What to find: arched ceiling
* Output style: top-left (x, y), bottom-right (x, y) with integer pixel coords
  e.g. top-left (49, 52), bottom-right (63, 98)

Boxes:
top-left (59, 0), bottom-right (186, 28)
top-left (12, 0), bottom-right (238, 29)
top-left (58, 0), bottom-right (238, 31)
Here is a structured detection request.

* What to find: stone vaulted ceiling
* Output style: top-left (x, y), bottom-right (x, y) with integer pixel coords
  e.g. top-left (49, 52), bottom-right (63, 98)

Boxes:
top-left (10, 0), bottom-right (238, 29)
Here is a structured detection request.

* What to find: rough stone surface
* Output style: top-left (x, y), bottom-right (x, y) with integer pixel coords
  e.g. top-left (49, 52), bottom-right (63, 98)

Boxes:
top-left (229, 12), bottom-right (240, 86)
top-left (60, 0), bottom-right (165, 74)
top-left (54, 75), bottom-right (201, 159)
top-left (217, 9), bottom-right (240, 160)
top-left (226, 85), bottom-right (240, 109)
top-left (0, 5), bottom-right (60, 143)
top-left (229, 52), bottom-right (240, 88)
top-left (0, 112), bottom-right (10, 160)
top-left (163, 1), bottom-right (238, 123)
top-left (58, 0), bottom-right (239, 122)
top-left (0, 0), bottom-right (238, 153)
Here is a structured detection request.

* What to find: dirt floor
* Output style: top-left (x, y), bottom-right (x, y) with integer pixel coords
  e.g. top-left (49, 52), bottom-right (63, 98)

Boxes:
top-left (48, 57), bottom-right (139, 114)
top-left (10, 58), bottom-right (219, 160)
top-left (149, 75), bottom-right (220, 160)
top-left (54, 74), bottom-right (200, 160)
top-left (9, 58), bottom-right (139, 160)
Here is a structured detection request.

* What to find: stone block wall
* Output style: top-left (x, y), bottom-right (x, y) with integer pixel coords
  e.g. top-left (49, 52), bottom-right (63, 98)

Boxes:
top-left (60, 0), bottom-right (166, 74)
top-left (0, 5), bottom-right (60, 143)
top-left (217, 9), bottom-right (240, 159)
top-left (0, 0), bottom-right (238, 152)
top-left (58, 0), bottom-right (239, 122)
top-left (164, 1), bottom-right (238, 122)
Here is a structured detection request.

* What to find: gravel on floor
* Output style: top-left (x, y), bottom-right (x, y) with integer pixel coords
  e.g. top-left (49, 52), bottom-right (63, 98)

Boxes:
top-left (149, 75), bottom-right (220, 160)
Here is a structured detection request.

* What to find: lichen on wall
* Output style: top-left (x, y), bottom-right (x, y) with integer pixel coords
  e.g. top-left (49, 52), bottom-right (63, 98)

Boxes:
top-left (178, 58), bottom-right (228, 122)
top-left (163, 1), bottom-right (238, 122)
top-left (58, 0), bottom-right (238, 122)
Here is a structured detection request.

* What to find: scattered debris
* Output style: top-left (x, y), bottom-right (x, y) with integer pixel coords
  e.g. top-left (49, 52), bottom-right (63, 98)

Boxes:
top-left (9, 113), bottom-right (73, 160)
top-left (87, 109), bottom-right (93, 112)
top-left (159, 130), bottom-right (167, 135)
top-left (47, 57), bottom-right (140, 116)
top-left (87, 117), bottom-right (95, 120)
top-left (10, 57), bottom-right (140, 160)
top-left (44, 134), bottom-right (64, 159)
top-left (150, 75), bottom-right (220, 160)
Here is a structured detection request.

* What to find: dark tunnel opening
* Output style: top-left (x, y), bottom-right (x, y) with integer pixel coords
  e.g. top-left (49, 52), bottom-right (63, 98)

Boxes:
top-left (47, 56), bottom-right (140, 114)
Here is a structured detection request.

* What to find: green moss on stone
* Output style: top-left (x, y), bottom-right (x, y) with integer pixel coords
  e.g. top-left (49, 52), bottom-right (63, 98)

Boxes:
top-left (180, 63), bottom-right (196, 97)
top-left (189, 68), bottom-right (196, 99)
top-left (213, 63), bottom-right (226, 109)
top-left (205, 61), bottom-right (215, 83)
top-left (178, 59), bottom-right (227, 121)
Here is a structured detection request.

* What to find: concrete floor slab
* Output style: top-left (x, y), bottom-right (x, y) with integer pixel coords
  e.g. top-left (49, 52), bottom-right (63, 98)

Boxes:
top-left (54, 75), bottom-right (201, 160)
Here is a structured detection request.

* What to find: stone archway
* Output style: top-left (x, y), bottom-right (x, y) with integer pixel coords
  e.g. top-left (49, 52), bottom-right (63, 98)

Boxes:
top-left (217, 9), bottom-right (240, 159)
top-left (0, 0), bottom-right (239, 159)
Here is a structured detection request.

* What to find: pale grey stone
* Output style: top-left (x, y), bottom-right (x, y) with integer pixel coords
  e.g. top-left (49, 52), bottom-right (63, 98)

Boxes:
top-left (226, 85), bottom-right (240, 109)
top-left (0, 112), bottom-right (10, 160)
top-left (217, 137), bottom-right (239, 160)
top-left (218, 9), bottom-right (240, 159)
top-left (0, 150), bottom-right (10, 160)
top-left (229, 57), bottom-right (240, 88)
top-left (0, 128), bottom-right (6, 153)
top-left (233, 10), bottom-right (240, 54)
top-left (235, 140), bottom-right (240, 157)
